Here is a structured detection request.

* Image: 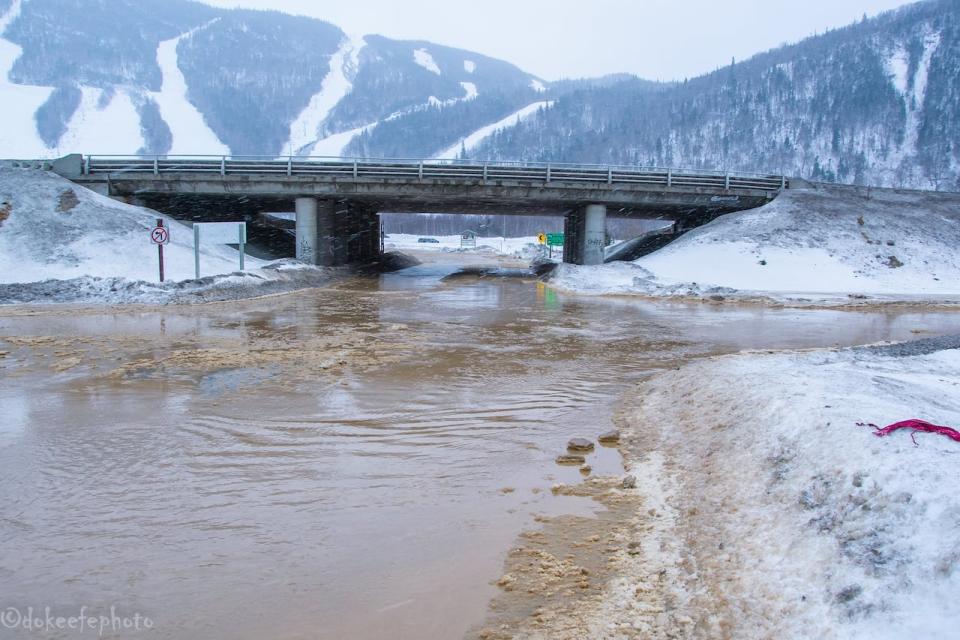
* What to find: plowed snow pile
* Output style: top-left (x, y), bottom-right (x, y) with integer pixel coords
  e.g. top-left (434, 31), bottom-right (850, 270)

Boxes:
top-left (611, 336), bottom-right (960, 639)
top-left (0, 168), bottom-right (334, 304)
top-left (550, 184), bottom-right (960, 303)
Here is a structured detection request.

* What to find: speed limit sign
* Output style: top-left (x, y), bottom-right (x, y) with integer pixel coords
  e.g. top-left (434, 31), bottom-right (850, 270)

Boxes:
top-left (150, 225), bottom-right (170, 245)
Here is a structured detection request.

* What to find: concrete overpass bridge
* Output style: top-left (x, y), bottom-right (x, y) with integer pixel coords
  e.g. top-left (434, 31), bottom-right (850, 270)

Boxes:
top-left (52, 154), bottom-right (789, 266)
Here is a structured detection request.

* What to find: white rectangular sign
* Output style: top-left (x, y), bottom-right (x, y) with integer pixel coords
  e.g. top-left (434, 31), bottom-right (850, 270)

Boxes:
top-left (195, 221), bottom-right (246, 244)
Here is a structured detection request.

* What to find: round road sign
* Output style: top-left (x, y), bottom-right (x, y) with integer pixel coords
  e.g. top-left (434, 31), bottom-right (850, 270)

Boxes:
top-left (150, 226), bottom-right (170, 245)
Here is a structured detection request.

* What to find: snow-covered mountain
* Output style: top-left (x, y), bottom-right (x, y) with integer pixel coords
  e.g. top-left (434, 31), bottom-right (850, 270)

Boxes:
top-left (0, 0), bottom-right (958, 190)
top-left (472, 0), bottom-right (960, 190)
top-left (0, 0), bottom-right (548, 158)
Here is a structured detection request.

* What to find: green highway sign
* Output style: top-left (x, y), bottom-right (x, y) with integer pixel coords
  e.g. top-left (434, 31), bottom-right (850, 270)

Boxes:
top-left (546, 233), bottom-right (564, 247)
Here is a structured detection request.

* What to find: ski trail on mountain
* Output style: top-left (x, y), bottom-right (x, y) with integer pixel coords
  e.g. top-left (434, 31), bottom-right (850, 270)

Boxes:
top-left (305, 79), bottom-right (485, 158)
top-left (151, 19), bottom-right (230, 155)
top-left (434, 100), bottom-right (553, 160)
top-left (0, 0), bottom-right (54, 156)
top-left (57, 87), bottom-right (144, 155)
top-left (287, 35), bottom-right (365, 156)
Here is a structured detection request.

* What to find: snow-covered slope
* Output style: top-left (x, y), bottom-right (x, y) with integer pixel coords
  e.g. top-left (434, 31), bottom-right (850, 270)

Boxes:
top-left (0, 168), bottom-right (261, 284)
top-left (434, 100), bottom-right (553, 160)
top-left (612, 337), bottom-right (960, 638)
top-left (550, 184), bottom-right (960, 303)
top-left (286, 34), bottom-right (365, 156)
top-left (151, 20), bottom-right (229, 155)
top-left (0, 0), bottom-right (51, 156)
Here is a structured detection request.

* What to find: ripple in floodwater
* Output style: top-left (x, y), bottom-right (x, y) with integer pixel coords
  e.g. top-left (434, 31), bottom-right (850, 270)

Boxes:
top-left (0, 268), bottom-right (958, 639)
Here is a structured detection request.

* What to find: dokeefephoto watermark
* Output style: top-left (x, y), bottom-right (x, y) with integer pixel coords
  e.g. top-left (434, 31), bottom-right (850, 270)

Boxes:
top-left (1, 606), bottom-right (153, 636)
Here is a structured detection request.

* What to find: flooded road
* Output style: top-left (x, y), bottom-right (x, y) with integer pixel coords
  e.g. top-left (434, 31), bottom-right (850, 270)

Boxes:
top-left (1, 258), bottom-right (958, 639)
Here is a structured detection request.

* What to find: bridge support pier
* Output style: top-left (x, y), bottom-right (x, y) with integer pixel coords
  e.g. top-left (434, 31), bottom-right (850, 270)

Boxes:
top-left (295, 197), bottom-right (319, 264)
top-left (296, 197), bottom-right (380, 267)
top-left (562, 203), bottom-right (606, 265)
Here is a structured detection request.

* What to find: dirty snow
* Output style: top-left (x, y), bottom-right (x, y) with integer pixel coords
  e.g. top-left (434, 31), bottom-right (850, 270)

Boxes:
top-left (413, 48), bottom-right (441, 75)
top-left (0, 0), bottom-right (54, 156)
top-left (549, 184), bottom-right (960, 304)
top-left (433, 100), bottom-right (553, 160)
top-left (152, 20), bottom-right (230, 155)
top-left (286, 34), bottom-right (365, 156)
top-left (610, 337), bottom-right (960, 639)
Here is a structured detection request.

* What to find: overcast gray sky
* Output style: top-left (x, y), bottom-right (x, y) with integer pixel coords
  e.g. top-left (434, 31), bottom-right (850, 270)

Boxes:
top-left (200, 0), bottom-right (916, 81)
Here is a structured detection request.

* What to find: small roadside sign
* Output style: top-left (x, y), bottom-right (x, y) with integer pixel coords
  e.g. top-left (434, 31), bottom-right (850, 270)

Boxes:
top-left (546, 233), bottom-right (564, 247)
top-left (537, 233), bottom-right (547, 244)
top-left (150, 225), bottom-right (170, 245)
top-left (151, 219), bottom-right (168, 282)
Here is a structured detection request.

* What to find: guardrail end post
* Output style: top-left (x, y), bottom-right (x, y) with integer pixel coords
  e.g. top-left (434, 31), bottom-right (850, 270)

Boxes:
top-left (83, 155), bottom-right (90, 175)
top-left (781, 175), bottom-right (787, 190)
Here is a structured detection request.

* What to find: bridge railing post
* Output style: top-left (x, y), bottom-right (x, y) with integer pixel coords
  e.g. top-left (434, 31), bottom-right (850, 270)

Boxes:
top-left (546, 164), bottom-right (551, 183)
top-left (153, 155), bottom-right (159, 176)
top-left (220, 156), bottom-right (226, 177)
top-left (781, 175), bottom-right (787, 190)
top-left (287, 156), bottom-right (293, 177)
top-left (483, 164), bottom-right (488, 182)
top-left (353, 161), bottom-right (358, 179)
top-left (418, 162), bottom-right (423, 181)
top-left (724, 172), bottom-right (730, 191)
top-left (607, 167), bottom-right (613, 185)
top-left (667, 171), bottom-right (672, 188)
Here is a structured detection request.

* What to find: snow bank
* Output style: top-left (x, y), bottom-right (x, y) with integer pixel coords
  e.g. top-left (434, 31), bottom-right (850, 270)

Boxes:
top-left (550, 184), bottom-right (960, 304)
top-left (0, 168), bottom-right (261, 285)
top-left (613, 336), bottom-right (960, 639)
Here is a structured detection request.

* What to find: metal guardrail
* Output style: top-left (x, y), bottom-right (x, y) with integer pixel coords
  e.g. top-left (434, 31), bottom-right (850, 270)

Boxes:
top-left (82, 155), bottom-right (789, 192)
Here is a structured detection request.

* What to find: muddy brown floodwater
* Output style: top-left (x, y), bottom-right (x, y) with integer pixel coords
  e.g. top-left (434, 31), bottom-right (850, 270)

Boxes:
top-left (1, 255), bottom-right (958, 639)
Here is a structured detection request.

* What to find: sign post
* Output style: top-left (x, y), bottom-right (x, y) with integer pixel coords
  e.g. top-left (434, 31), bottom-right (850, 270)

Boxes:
top-left (193, 221), bottom-right (248, 279)
top-left (150, 218), bottom-right (170, 282)
top-left (545, 233), bottom-right (564, 260)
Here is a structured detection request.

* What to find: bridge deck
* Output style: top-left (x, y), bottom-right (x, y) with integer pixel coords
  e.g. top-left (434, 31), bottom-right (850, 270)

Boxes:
top-left (81, 155), bottom-right (788, 193)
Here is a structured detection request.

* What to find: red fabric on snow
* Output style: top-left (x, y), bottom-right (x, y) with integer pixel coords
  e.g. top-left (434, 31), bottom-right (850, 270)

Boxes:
top-left (858, 419), bottom-right (960, 444)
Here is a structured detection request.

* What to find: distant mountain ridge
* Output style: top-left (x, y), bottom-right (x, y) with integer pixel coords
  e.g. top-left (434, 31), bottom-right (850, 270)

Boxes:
top-left (0, 0), bottom-right (958, 190)
top-left (0, 0), bottom-right (549, 159)
top-left (471, 0), bottom-right (960, 190)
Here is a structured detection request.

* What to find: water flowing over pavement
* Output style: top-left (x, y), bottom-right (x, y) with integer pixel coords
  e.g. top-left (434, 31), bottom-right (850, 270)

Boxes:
top-left (1, 258), bottom-right (959, 639)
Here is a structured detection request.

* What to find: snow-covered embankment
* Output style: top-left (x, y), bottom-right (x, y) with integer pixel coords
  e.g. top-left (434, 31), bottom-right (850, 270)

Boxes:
top-left (607, 335), bottom-right (960, 638)
top-left (0, 168), bottom-right (333, 305)
top-left (550, 184), bottom-right (960, 305)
